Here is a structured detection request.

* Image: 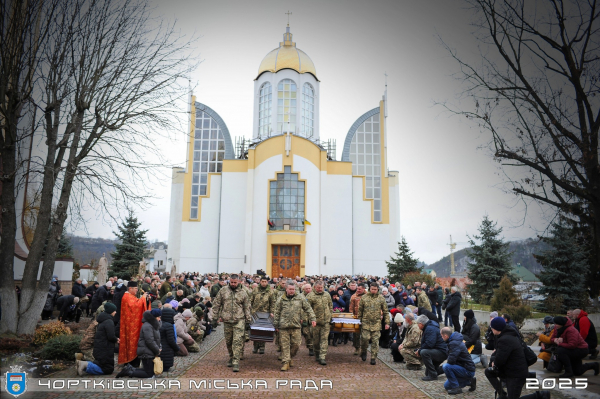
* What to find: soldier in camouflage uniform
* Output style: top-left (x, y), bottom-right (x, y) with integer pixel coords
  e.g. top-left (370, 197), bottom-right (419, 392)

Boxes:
top-left (300, 284), bottom-right (314, 355)
top-left (349, 284), bottom-right (367, 355)
top-left (186, 307), bottom-right (206, 343)
top-left (306, 281), bottom-right (333, 365)
top-left (358, 282), bottom-right (390, 365)
top-left (416, 287), bottom-right (432, 312)
top-left (399, 313), bottom-right (423, 369)
top-left (78, 318), bottom-right (98, 360)
top-left (250, 276), bottom-right (274, 354)
top-left (213, 274), bottom-right (252, 372)
top-left (272, 279), bottom-right (287, 354)
top-left (273, 280), bottom-right (316, 371)
top-left (242, 283), bottom-right (253, 344)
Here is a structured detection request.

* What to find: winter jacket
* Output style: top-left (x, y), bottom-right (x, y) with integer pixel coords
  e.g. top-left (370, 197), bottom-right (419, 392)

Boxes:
top-left (435, 287), bottom-right (444, 305)
top-left (79, 320), bottom-right (99, 351)
top-left (251, 285), bottom-right (274, 314)
top-left (446, 332), bottom-right (476, 372)
top-left (462, 318), bottom-right (482, 355)
top-left (402, 296), bottom-right (415, 307)
top-left (159, 281), bottom-right (172, 298)
top-left (491, 327), bottom-right (528, 378)
top-left (44, 283), bottom-right (58, 311)
top-left (84, 284), bottom-right (97, 301)
top-left (186, 314), bottom-right (205, 341)
top-left (342, 288), bottom-right (356, 312)
top-left (112, 284), bottom-right (127, 326)
top-left (358, 293), bottom-right (391, 331)
top-left (210, 284), bottom-right (221, 299)
top-left (274, 293), bottom-right (316, 329)
top-left (418, 307), bottom-right (438, 323)
top-left (392, 291), bottom-right (403, 307)
top-left (137, 311), bottom-right (161, 358)
top-left (402, 322), bottom-right (423, 349)
top-left (159, 308), bottom-right (179, 369)
top-left (349, 291), bottom-right (365, 316)
top-left (417, 291), bottom-right (432, 312)
top-left (575, 310), bottom-right (598, 349)
top-left (199, 286), bottom-right (210, 298)
top-left (212, 285), bottom-right (252, 324)
top-left (332, 297), bottom-right (346, 311)
top-left (306, 291), bottom-right (333, 326)
top-left (92, 312), bottom-right (118, 374)
top-left (72, 282), bottom-right (85, 298)
top-left (383, 293), bottom-right (395, 310)
top-left (90, 285), bottom-right (109, 313)
top-left (551, 319), bottom-right (589, 350)
top-left (538, 326), bottom-right (556, 362)
top-left (419, 320), bottom-right (448, 354)
top-left (174, 313), bottom-right (192, 344)
top-left (445, 291), bottom-right (462, 316)
top-left (426, 289), bottom-right (437, 306)
top-left (57, 295), bottom-right (78, 320)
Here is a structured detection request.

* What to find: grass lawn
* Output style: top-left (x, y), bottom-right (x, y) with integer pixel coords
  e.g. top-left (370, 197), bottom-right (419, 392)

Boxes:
top-left (467, 303), bottom-right (491, 311)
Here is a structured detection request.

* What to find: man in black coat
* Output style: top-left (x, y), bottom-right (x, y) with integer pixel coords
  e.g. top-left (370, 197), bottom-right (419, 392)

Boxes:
top-left (112, 283), bottom-right (128, 326)
top-left (57, 295), bottom-right (81, 323)
top-left (434, 284), bottom-right (444, 322)
top-left (441, 327), bottom-right (476, 394)
top-left (416, 315), bottom-right (448, 381)
top-left (72, 278), bottom-right (85, 298)
top-left (90, 282), bottom-right (111, 314)
top-left (76, 303), bottom-right (119, 376)
top-left (342, 281), bottom-right (357, 313)
top-left (445, 287), bottom-right (462, 333)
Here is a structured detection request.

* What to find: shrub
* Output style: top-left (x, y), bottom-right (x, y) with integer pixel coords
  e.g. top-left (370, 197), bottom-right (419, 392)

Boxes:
top-left (33, 321), bottom-right (71, 346)
top-left (490, 276), bottom-right (520, 311)
top-left (41, 335), bottom-right (81, 361)
top-left (500, 304), bottom-right (532, 326)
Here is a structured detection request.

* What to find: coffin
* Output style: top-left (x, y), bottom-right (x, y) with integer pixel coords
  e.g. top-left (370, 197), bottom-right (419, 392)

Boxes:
top-left (331, 312), bottom-right (361, 333)
top-left (250, 311), bottom-right (275, 342)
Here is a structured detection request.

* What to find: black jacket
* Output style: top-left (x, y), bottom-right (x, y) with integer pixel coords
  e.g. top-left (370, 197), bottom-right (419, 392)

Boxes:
top-left (446, 332), bottom-right (476, 372)
top-left (112, 285), bottom-right (127, 325)
top-left (435, 287), bottom-right (444, 304)
top-left (420, 320), bottom-right (449, 354)
top-left (418, 307), bottom-right (438, 323)
top-left (491, 327), bottom-right (528, 378)
top-left (342, 288), bottom-right (356, 313)
top-left (445, 291), bottom-right (462, 316)
top-left (426, 290), bottom-right (437, 305)
top-left (57, 295), bottom-right (77, 320)
top-left (159, 308), bottom-right (180, 370)
top-left (137, 311), bottom-right (162, 358)
top-left (91, 285), bottom-right (109, 312)
top-left (84, 284), bottom-right (97, 300)
top-left (462, 318), bottom-right (482, 355)
top-left (72, 283), bottom-right (85, 298)
top-left (93, 312), bottom-right (118, 374)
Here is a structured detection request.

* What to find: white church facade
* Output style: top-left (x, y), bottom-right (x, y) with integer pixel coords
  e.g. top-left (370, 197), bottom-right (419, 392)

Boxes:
top-left (167, 26), bottom-right (400, 278)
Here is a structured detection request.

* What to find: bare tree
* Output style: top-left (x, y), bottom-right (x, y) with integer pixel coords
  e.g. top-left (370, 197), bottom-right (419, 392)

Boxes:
top-left (2, 0), bottom-right (197, 335)
top-left (441, 1), bottom-right (600, 302)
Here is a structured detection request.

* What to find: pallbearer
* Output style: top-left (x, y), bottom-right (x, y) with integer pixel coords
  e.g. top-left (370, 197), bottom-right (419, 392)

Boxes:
top-left (306, 281), bottom-right (333, 365)
top-left (358, 282), bottom-right (390, 365)
top-left (251, 276), bottom-right (274, 354)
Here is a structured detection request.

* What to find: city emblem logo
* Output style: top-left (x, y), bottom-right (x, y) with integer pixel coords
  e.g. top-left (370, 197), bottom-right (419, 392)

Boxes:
top-left (5, 365), bottom-right (27, 397)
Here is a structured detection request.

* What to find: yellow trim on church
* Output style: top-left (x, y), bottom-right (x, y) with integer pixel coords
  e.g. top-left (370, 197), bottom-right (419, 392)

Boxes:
top-left (182, 97), bottom-right (197, 221)
top-left (379, 100), bottom-right (390, 224)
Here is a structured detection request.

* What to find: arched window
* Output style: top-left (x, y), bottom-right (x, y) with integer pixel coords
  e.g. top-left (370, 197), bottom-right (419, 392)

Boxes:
top-left (349, 115), bottom-right (382, 221)
top-left (302, 83), bottom-right (314, 137)
top-left (258, 82), bottom-right (272, 137)
top-left (277, 79), bottom-right (296, 133)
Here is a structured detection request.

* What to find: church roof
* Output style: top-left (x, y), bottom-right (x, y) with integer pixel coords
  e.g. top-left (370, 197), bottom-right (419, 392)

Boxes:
top-left (256, 26), bottom-right (317, 80)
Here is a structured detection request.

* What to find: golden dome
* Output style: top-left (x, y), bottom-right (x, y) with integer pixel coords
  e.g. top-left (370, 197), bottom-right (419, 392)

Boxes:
top-left (256, 27), bottom-right (318, 80)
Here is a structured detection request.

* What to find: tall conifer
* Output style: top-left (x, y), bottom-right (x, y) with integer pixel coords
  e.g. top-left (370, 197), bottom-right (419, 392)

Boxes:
top-left (110, 211), bottom-right (148, 280)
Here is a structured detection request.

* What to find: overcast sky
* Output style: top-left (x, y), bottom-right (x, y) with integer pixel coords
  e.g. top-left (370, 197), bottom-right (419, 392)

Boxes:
top-left (72, 0), bottom-right (549, 264)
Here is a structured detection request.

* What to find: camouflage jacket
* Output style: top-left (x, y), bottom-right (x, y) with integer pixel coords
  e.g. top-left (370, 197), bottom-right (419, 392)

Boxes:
top-left (186, 314), bottom-right (205, 340)
top-left (349, 291), bottom-right (365, 316)
top-left (402, 323), bottom-right (422, 349)
top-left (159, 281), bottom-right (172, 298)
top-left (272, 286), bottom-right (286, 303)
top-left (79, 319), bottom-right (99, 351)
top-left (417, 291), bottom-right (432, 312)
top-left (357, 293), bottom-right (390, 331)
top-left (274, 293), bottom-right (316, 329)
top-left (213, 285), bottom-right (252, 324)
top-left (306, 291), bottom-right (333, 326)
top-left (251, 285), bottom-right (274, 314)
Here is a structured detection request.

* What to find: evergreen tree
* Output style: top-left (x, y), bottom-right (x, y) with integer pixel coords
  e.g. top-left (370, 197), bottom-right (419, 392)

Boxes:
top-left (490, 275), bottom-right (520, 311)
top-left (466, 215), bottom-right (515, 304)
top-left (56, 233), bottom-right (73, 258)
top-left (534, 223), bottom-right (589, 312)
top-left (110, 211), bottom-right (148, 280)
top-left (386, 236), bottom-right (422, 282)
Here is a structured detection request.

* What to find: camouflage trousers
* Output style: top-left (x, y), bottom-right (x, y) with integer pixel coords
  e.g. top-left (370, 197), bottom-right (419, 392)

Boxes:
top-left (190, 330), bottom-right (204, 343)
top-left (253, 340), bottom-right (265, 351)
top-left (301, 325), bottom-right (313, 349)
top-left (224, 320), bottom-right (246, 364)
top-left (312, 324), bottom-right (330, 360)
top-left (185, 340), bottom-right (200, 353)
top-left (360, 329), bottom-right (381, 358)
top-left (279, 328), bottom-right (301, 364)
top-left (353, 327), bottom-right (361, 349)
top-left (400, 347), bottom-right (422, 365)
top-left (245, 323), bottom-right (250, 341)
top-left (82, 349), bottom-right (94, 361)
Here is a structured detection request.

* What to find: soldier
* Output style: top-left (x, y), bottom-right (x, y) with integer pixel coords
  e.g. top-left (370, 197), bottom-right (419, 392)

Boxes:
top-left (273, 280), bottom-right (316, 371)
top-left (251, 276), bottom-right (274, 354)
top-left (306, 281), bottom-right (333, 365)
top-left (357, 282), bottom-right (390, 365)
top-left (242, 282), bottom-right (253, 344)
top-left (416, 287), bottom-right (432, 312)
top-left (399, 313), bottom-right (423, 370)
top-left (213, 274), bottom-right (252, 372)
top-left (349, 283), bottom-right (367, 355)
top-left (272, 278), bottom-right (287, 353)
top-left (300, 284), bottom-right (314, 355)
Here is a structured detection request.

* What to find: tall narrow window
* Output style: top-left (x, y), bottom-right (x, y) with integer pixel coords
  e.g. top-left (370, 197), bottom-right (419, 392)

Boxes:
top-left (190, 111), bottom-right (225, 219)
top-left (349, 115), bottom-right (382, 221)
top-left (269, 166), bottom-right (305, 231)
top-left (277, 79), bottom-right (296, 133)
top-left (302, 83), bottom-right (314, 138)
top-left (258, 82), bottom-right (272, 137)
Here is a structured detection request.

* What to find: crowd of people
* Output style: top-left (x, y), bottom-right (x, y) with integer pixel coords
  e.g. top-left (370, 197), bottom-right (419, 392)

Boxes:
top-left (36, 271), bottom-right (600, 398)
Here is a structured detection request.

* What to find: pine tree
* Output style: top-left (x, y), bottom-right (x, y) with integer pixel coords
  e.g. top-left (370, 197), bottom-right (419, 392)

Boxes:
top-left (110, 211), bottom-right (148, 280)
top-left (386, 236), bottom-right (422, 282)
top-left (534, 223), bottom-right (589, 312)
top-left (466, 215), bottom-right (515, 305)
top-left (490, 275), bottom-right (520, 310)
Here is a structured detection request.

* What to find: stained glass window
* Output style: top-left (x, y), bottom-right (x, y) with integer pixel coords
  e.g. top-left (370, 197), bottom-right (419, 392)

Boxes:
top-left (269, 166), bottom-right (305, 231)
top-left (258, 82), bottom-right (272, 137)
top-left (190, 111), bottom-right (225, 219)
top-left (277, 79), bottom-right (296, 133)
top-left (301, 83), bottom-right (314, 138)
top-left (349, 115), bottom-right (382, 221)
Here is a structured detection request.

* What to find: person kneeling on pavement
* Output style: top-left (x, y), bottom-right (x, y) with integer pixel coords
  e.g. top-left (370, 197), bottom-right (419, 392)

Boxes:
top-left (399, 313), bottom-right (423, 369)
top-left (550, 316), bottom-right (599, 378)
top-left (416, 314), bottom-right (448, 381)
top-left (485, 317), bottom-right (550, 399)
top-left (174, 309), bottom-right (199, 355)
top-left (76, 303), bottom-right (119, 376)
top-left (462, 309), bottom-right (488, 368)
top-left (117, 309), bottom-right (163, 378)
top-left (159, 305), bottom-right (181, 372)
top-left (187, 306), bottom-right (206, 343)
top-left (440, 326), bottom-right (476, 395)
top-left (389, 313), bottom-right (407, 362)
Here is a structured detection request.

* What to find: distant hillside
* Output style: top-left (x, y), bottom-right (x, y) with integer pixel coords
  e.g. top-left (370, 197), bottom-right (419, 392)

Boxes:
top-left (428, 238), bottom-right (551, 278)
top-left (70, 235), bottom-right (117, 266)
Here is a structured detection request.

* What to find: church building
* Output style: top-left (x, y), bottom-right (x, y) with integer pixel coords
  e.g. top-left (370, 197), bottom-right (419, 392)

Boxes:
top-left (167, 25), bottom-right (400, 278)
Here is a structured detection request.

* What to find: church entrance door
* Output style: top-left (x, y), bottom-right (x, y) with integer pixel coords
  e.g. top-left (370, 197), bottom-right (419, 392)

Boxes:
top-left (272, 245), bottom-right (300, 278)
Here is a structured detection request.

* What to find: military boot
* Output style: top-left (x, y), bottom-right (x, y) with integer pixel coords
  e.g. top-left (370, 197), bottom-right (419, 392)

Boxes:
top-left (281, 362), bottom-right (289, 371)
top-left (370, 357), bottom-right (376, 365)
top-left (289, 359), bottom-right (294, 367)
top-left (318, 358), bottom-right (326, 366)
top-left (361, 352), bottom-right (367, 362)
top-left (308, 348), bottom-right (314, 356)
top-left (227, 358), bottom-right (233, 367)
top-left (232, 363), bottom-right (240, 372)
top-left (353, 348), bottom-right (359, 356)
top-left (277, 353), bottom-right (282, 361)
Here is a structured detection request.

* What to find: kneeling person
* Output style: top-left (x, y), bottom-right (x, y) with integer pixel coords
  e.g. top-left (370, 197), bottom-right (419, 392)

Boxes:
top-left (399, 313), bottom-right (423, 369)
top-left (416, 314), bottom-right (448, 381)
top-left (76, 303), bottom-right (119, 376)
top-left (441, 326), bottom-right (476, 395)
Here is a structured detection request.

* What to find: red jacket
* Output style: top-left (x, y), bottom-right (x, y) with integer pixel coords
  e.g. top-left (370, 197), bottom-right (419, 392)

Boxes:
top-left (551, 319), bottom-right (588, 350)
top-left (576, 310), bottom-right (592, 340)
